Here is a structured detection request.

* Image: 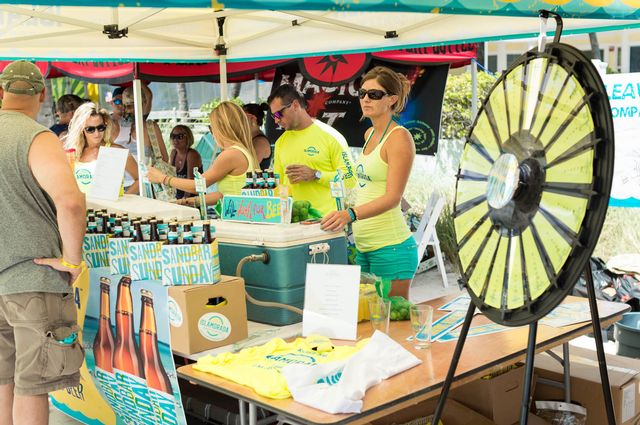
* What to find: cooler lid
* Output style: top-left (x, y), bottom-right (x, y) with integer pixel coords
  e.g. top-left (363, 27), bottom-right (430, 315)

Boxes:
top-left (212, 220), bottom-right (344, 245)
top-left (87, 194), bottom-right (200, 221)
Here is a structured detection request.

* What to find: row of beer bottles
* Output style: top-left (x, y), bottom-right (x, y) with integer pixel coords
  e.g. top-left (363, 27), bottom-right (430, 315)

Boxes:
top-left (243, 169), bottom-right (279, 190)
top-left (86, 209), bottom-right (174, 236)
top-left (93, 276), bottom-right (173, 395)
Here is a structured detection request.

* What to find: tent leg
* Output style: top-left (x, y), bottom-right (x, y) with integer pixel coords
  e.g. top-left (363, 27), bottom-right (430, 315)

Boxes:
top-left (585, 262), bottom-right (616, 425)
top-left (132, 79), bottom-right (146, 197)
top-left (432, 302), bottom-right (475, 424)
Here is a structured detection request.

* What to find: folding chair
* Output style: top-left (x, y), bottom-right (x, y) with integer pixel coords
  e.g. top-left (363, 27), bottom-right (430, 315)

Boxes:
top-left (413, 193), bottom-right (448, 288)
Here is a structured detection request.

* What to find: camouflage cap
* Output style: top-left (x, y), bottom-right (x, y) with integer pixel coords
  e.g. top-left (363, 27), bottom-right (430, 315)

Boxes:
top-left (0, 60), bottom-right (45, 95)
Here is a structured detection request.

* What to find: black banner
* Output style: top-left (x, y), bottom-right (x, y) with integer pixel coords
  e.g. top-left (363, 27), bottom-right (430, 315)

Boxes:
top-left (266, 58), bottom-right (449, 155)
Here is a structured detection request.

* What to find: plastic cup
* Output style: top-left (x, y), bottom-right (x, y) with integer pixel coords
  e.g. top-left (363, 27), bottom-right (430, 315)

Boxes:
top-left (410, 304), bottom-right (433, 349)
top-left (368, 297), bottom-right (391, 335)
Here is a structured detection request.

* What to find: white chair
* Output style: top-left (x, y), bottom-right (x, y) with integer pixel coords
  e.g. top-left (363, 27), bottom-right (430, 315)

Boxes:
top-left (413, 193), bottom-right (448, 288)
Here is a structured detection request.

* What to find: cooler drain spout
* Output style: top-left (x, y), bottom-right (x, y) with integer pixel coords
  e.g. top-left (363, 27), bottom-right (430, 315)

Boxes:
top-left (236, 253), bottom-right (303, 316)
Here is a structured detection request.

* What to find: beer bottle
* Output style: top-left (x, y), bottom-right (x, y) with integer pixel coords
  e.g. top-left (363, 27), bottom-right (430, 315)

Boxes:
top-left (133, 221), bottom-right (143, 242)
top-left (113, 218), bottom-right (123, 238)
top-left (182, 224), bottom-right (193, 244)
top-left (113, 276), bottom-right (144, 378)
top-left (87, 214), bottom-right (97, 234)
top-left (267, 170), bottom-right (276, 189)
top-left (150, 220), bottom-right (159, 242)
top-left (87, 208), bottom-right (95, 215)
top-left (255, 170), bottom-right (265, 189)
top-left (93, 277), bottom-right (115, 372)
top-left (202, 221), bottom-right (212, 244)
top-left (140, 219), bottom-right (151, 241)
top-left (243, 172), bottom-right (253, 190)
top-left (139, 290), bottom-right (173, 395)
top-left (122, 217), bottom-right (131, 238)
top-left (157, 220), bottom-right (168, 241)
top-left (167, 223), bottom-right (178, 245)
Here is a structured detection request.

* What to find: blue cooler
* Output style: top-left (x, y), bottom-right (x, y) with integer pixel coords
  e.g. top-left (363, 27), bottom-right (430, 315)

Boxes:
top-left (213, 221), bottom-right (348, 325)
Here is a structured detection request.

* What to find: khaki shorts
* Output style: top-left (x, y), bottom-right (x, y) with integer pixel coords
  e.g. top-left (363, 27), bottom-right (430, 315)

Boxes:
top-left (0, 292), bottom-right (84, 395)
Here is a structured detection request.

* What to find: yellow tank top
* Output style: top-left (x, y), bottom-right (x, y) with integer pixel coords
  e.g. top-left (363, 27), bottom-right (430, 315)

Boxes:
top-left (352, 125), bottom-right (412, 252)
top-left (217, 145), bottom-right (255, 196)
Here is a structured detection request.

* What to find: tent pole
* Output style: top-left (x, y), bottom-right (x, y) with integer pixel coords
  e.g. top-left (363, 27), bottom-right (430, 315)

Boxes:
top-left (254, 72), bottom-right (259, 103)
top-left (471, 58), bottom-right (478, 121)
top-left (216, 16), bottom-right (228, 101)
top-left (132, 78), bottom-right (146, 197)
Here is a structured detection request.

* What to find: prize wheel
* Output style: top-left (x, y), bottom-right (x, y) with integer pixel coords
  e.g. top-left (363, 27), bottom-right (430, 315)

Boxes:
top-left (454, 43), bottom-right (614, 326)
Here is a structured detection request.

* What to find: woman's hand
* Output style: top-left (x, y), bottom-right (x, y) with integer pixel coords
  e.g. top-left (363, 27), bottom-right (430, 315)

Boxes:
top-left (146, 166), bottom-right (165, 184)
top-left (321, 210), bottom-right (352, 232)
top-left (175, 197), bottom-right (198, 207)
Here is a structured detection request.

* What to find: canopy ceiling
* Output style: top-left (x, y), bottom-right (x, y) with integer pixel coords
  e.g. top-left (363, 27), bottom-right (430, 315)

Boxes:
top-left (0, 2), bottom-right (637, 62)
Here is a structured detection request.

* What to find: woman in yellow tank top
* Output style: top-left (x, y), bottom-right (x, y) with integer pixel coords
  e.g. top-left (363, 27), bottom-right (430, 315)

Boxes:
top-left (147, 101), bottom-right (258, 206)
top-left (322, 66), bottom-right (417, 298)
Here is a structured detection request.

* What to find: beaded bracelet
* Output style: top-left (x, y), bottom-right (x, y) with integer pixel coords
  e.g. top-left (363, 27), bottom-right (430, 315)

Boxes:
top-left (347, 208), bottom-right (357, 222)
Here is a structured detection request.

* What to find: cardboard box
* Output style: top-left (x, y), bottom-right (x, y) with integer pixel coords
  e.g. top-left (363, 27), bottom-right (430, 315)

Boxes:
top-left (128, 241), bottom-right (164, 281)
top-left (109, 237), bottom-right (131, 275)
top-left (162, 241), bottom-right (221, 286)
top-left (168, 275), bottom-right (247, 354)
top-left (82, 234), bottom-right (109, 268)
top-left (450, 364), bottom-right (525, 425)
top-left (534, 346), bottom-right (640, 425)
top-left (369, 398), bottom-right (496, 425)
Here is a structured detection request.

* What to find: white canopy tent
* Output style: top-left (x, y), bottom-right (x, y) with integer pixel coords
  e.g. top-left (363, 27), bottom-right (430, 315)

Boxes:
top-left (0, 2), bottom-right (634, 195)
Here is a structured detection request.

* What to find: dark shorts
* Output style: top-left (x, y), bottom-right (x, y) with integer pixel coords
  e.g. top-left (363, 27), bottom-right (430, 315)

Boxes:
top-left (0, 292), bottom-right (83, 395)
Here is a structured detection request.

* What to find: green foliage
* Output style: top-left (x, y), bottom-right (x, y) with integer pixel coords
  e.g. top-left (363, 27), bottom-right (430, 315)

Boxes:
top-left (441, 71), bottom-right (496, 140)
top-left (435, 202), bottom-right (461, 275)
top-left (199, 97), bottom-right (245, 114)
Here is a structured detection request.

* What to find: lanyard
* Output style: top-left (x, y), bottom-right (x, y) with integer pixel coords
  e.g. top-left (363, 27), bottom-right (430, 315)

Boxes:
top-left (363, 117), bottom-right (394, 151)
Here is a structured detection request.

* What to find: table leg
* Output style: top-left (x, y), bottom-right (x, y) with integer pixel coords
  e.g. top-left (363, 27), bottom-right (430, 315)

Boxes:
top-left (249, 402), bottom-right (257, 425)
top-left (519, 321), bottom-right (538, 425)
top-left (562, 343), bottom-right (571, 403)
top-left (239, 400), bottom-right (247, 425)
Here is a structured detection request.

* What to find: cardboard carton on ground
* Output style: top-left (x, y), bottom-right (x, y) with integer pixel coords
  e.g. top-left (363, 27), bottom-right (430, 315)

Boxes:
top-left (449, 364), bottom-right (525, 425)
top-left (369, 398), bottom-right (496, 425)
top-left (168, 275), bottom-right (247, 355)
top-left (534, 345), bottom-right (640, 425)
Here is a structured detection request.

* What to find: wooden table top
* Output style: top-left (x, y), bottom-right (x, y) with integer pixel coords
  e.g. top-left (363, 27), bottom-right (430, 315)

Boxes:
top-left (178, 295), bottom-right (629, 425)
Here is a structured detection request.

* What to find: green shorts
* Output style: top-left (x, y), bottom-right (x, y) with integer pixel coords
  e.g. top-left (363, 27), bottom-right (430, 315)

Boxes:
top-left (356, 236), bottom-right (418, 281)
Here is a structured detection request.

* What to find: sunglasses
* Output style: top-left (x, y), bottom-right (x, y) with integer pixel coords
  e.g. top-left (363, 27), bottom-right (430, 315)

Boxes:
top-left (112, 98), bottom-right (122, 106)
top-left (170, 133), bottom-right (187, 141)
top-left (84, 124), bottom-right (107, 134)
top-left (271, 102), bottom-right (292, 120)
top-left (358, 89), bottom-right (388, 100)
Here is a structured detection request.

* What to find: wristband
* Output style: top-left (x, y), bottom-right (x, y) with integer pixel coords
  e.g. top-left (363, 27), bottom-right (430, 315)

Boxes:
top-left (162, 175), bottom-right (169, 185)
top-left (61, 259), bottom-right (82, 269)
top-left (347, 208), bottom-right (357, 222)
top-left (167, 176), bottom-right (173, 187)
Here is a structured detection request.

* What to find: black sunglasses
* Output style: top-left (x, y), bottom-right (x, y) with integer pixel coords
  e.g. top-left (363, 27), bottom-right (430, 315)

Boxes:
top-left (271, 102), bottom-right (292, 120)
top-left (170, 133), bottom-right (187, 141)
top-left (112, 98), bottom-right (122, 106)
top-left (84, 124), bottom-right (107, 134)
top-left (358, 89), bottom-right (388, 100)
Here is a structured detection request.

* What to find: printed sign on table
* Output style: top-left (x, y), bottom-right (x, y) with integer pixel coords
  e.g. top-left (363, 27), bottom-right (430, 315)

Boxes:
top-left (222, 195), bottom-right (292, 224)
top-left (51, 267), bottom-right (188, 425)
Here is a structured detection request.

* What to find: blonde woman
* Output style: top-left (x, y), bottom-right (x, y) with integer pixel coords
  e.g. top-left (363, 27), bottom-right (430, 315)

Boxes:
top-left (147, 101), bottom-right (258, 206)
top-left (65, 102), bottom-right (139, 194)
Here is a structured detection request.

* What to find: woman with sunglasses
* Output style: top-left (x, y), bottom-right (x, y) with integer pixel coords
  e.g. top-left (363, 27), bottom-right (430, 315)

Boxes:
top-left (147, 101), bottom-right (258, 207)
top-left (65, 102), bottom-right (139, 194)
top-left (168, 125), bottom-right (202, 199)
top-left (242, 103), bottom-right (272, 170)
top-left (322, 66), bottom-right (417, 298)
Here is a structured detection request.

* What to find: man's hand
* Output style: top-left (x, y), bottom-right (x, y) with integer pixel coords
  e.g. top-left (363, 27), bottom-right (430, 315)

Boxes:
top-left (33, 258), bottom-right (83, 286)
top-left (285, 164), bottom-right (317, 184)
top-left (146, 166), bottom-right (165, 184)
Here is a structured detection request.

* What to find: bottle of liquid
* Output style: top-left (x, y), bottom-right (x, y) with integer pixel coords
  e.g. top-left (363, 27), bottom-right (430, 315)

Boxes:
top-left (139, 289), bottom-right (173, 395)
top-left (113, 276), bottom-right (144, 378)
top-left (93, 277), bottom-right (115, 372)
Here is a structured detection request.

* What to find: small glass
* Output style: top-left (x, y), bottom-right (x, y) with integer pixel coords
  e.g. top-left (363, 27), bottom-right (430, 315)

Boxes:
top-left (410, 304), bottom-right (433, 349)
top-left (368, 297), bottom-right (391, 334)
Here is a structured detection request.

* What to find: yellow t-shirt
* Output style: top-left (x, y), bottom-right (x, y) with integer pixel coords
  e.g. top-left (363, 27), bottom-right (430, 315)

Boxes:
top-left (194, 335), bottom-right (367, 399)
top-left (273, 121), bottom-right (356, 216)
top-left (217, 145), bottom-right (255, 196)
